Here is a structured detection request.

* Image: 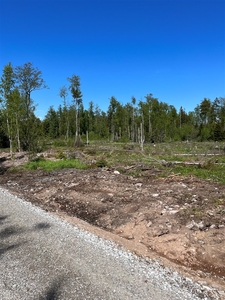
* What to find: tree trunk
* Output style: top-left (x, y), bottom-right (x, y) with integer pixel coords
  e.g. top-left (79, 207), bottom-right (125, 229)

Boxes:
top-left (74, 107), bottom-right (79, 146)
top-left (86, 130), bottom-right (89, 145)
top-left (16, 114), bottom-right (20, 152)
top-left (6, 115), bottom-right (13, 158)
top-left (140, 122), bottom-right (144, 151)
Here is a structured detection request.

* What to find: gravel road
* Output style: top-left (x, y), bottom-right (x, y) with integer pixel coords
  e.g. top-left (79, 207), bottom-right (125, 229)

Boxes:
top-left (0, 188), bottom-right (222, 300)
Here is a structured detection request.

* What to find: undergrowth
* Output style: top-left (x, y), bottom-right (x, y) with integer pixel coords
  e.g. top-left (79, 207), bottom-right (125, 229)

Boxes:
top-left (4, 141), bottom-right (225, 184)
top-left (24, 159), bottom-right (87, 172)
top-left (169, 164), bottom-right (225, 184)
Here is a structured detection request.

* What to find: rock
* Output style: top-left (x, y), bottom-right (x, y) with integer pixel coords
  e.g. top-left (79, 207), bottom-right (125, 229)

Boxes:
top-left (196, 221), bottom-right (204, 230)
top-left (186, 220), bottom-right (204, 230)
top-left (152, 193), bottom-right (159, 197)
top-left (161, 208), bottom-right (179, 215)
top-left (146, 221), bottom-right (152, 227)
top-left (207, 210), bottom-right (214, 216)
top-left (114, 170), bottom-right (120, 175)
top-left (168, 210), bottom-right (179, 215)
top-left (186, 222), bottom-right (195, 230)
top-left (135, 183), bottom-right (142, 188)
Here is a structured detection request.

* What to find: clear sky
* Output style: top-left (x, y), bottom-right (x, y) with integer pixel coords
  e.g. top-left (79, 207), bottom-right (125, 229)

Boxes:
top-left (0, 0), bottom-right (225, 119)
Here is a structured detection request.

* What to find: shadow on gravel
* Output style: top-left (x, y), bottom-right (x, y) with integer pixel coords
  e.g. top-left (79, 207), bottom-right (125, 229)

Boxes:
top-left (0, 222), bottom-right (52, 240)
top-left (0, 225), bottom-right (25, 238)
top-left (0, 216), bottom-right (51, 259)
top-left (0, 242), bottom-right (25, 258)
top-left (0, 215), bottom-right (8, 225)
top-left (38, 277), bottom-right (64, 300)
top-left (34, 222), bottom-right (51, 230)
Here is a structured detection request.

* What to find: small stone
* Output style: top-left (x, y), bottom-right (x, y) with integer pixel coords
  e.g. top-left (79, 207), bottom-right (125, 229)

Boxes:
top-left (152, 193), bottom-right (159, 197)
top-left (135, 183), bottom-right (142, 188)
top-left (147, 221), bottom-right (152, 227)
top-left (197, 221), bottom-right (204, 230)
top-left (168, 210), bottom-right (179, 214)
top-left (186, 222), bottom-right (194, 229)
top-left (207, 211), bottom-right (214, 216)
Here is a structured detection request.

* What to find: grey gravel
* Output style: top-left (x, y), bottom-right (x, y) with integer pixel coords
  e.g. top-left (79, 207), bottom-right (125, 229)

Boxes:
top-left (0, 188), bottom-right (222, 300)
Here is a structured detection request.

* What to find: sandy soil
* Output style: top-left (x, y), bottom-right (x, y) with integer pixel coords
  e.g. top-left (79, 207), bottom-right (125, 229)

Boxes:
top-left (0, 151), bottom-right (225, 290)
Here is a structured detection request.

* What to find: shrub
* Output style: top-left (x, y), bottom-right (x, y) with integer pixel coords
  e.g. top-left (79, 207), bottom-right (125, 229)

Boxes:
top-left (96, 158), bottom-right (108, 168)
top-left (56, 150), bottom-right (66, 159)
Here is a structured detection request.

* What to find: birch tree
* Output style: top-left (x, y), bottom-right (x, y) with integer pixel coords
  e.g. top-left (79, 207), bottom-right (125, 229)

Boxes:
top-left (59, 86), bottom-right (69, 141)
top-left (15, 62), bottom-right (47, 152)
top-left (67, 75), bottom-right (82, 146)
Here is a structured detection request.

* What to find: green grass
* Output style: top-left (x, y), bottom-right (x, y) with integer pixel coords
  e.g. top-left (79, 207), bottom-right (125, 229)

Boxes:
top-left (170, 164), bottom-right (225, 184)
top-left (24, 159), bottom-right (87, 172)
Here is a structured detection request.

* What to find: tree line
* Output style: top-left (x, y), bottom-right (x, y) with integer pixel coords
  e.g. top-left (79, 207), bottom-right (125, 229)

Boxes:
top-left (0, 62), bottom-right (225, 156)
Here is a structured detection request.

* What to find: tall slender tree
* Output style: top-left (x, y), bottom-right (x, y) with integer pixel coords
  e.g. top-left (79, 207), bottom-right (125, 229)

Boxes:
top-left (131, 96), bottom-right (136, 142)
top-left (59, 86), bottom-right (69, 140)
top-left (67, 75), bottom-right (82, 146)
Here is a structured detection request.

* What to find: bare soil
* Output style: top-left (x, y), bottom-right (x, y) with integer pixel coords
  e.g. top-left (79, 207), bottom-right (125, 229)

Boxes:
top-left (0, 151), bottom-right (225, 289)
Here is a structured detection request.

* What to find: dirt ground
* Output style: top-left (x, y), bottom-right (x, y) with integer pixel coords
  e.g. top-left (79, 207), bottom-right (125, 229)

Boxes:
top-left (0, 151), bottom-right (225, 290)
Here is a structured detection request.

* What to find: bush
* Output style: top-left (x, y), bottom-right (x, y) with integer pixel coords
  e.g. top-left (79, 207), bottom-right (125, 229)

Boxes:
top-left (96, 158), bottom-right (108, 168)
top-left (56, 150), bottom-right (66, 159)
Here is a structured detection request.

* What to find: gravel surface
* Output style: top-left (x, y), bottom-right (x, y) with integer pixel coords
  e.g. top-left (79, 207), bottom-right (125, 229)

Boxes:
top-left (0, 188), bottom-right (223, 300)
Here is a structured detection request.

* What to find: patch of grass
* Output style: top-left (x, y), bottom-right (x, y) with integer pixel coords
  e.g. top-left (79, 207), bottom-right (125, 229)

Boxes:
top-left (6, 166), bottom-right (23, 173)
top-left (170, 164), bottom-right (225, 184)
top-left (24, 159), bottom-right (87, 172)
top-left (192, 207), bottom-right (205, 218)
top-left (158, 155), bottom-right (189, 162)
top-left (214, 198), bottom-right (225, 208)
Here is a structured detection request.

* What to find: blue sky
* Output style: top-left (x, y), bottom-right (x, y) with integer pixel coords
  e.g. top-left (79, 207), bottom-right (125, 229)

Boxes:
top-left (0, 0), bottom-right (224, 119)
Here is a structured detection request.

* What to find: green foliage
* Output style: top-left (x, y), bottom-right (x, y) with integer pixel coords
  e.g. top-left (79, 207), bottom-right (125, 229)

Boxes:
top-left (42, 106), bottom-right (60, 138)
top-left (53, 139), bottom-right (67, 147)
top-left (1, 63), bottom-right (225, 152)
top-left (96, 157), bottom-right (108, 168)
top-left (170, 164), bottom-right (225, 184)
top-left (55, 150), bottom-right (66, 159)
top-left (0, 62), bottom-right (48, 155)
top-left (24, 158), bottom-right (87, 172)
